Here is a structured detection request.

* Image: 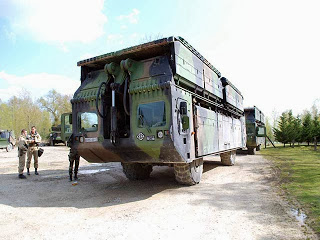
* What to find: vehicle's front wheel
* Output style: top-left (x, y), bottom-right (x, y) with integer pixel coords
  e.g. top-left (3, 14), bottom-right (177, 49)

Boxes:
top-left (50, 139), bottom-right (55, 146)
top-left (6, 143), bottom-right (12, 152)
top-left (220, 150), bottom-right (236, 166)
top-left (121, 163), bottom-right (153, 180)
top-left (174, 158), bottom-right (203, 185)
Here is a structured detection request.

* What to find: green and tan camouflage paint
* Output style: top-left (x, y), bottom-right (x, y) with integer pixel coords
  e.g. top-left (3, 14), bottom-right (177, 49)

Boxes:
top-left (68, 36), bottom-right (246, 164)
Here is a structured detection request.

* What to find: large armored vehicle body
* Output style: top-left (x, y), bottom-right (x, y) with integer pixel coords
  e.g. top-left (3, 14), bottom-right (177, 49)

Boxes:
top-left (63, 36), bottom-right (246, 185)
top-left (244, 106), bottom-right (266, 155)
top-left (0, 130), bottom-right (15, 152)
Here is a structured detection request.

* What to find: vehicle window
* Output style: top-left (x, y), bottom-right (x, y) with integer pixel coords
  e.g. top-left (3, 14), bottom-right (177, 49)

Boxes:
top-left (0, 132), bottom-right (8, 138)
top-left (257, 126), bottom-right (265, 136)
top-left (138, 101), bottom-right (166, 128)
top-left (64, 115), bottom-right (72, 133)
top-left (78, 112), bottom-right (98, 132)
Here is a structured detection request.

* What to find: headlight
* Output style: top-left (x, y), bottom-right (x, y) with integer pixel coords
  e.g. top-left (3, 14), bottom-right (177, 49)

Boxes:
top-left (79, 136), bottom-right (84, 143)
top-left (49, 133), bottom-right (52, 137)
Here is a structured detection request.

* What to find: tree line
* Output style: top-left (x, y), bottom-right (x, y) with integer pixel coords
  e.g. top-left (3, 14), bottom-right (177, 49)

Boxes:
top-left (0, 89), bottom-right (71, 139)
top-left (273, 107), bottom-right (320, 148)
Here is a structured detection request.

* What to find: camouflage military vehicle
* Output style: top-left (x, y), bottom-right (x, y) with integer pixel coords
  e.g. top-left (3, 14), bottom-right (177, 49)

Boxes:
top-left (0, 130), bottom-right (16, 152)
top-left (62, 36), bottom-right (246, 185)
top-left (49, 115), bottom-right (73, 146)
top-left (49, 125), bottom-right (63, 146)
top-left (244, 106), bottom-right (266, 155)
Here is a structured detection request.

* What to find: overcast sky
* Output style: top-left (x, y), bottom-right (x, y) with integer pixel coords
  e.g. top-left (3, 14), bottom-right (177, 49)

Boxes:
top-left (0, 0), bottom-right (319, 118)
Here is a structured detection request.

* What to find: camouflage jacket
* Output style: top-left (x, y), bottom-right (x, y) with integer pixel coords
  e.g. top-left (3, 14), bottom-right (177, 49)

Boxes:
top-left (28, 132), bottom-right (41, 148)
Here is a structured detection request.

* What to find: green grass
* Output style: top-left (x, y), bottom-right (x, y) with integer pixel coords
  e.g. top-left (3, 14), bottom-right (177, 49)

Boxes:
top-left (260, 146), bottom-right (320, 234)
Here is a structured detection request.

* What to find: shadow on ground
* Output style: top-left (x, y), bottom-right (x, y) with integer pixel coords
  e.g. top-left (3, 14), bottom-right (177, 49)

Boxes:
top-left (0, 160), bottom-right (221, 209)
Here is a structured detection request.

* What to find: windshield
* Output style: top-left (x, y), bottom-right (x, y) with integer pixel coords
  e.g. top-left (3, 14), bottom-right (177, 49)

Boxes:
top-left (0, 132), bottom-right (8, 139)
top-left (78, 112), bottom-right (98, 132)
top-left (138, 101), bottom-right (166, 128)
top-left (64, 114), bottom-right (72, 133)
top-left (257, 126), bottom-right (265, 136)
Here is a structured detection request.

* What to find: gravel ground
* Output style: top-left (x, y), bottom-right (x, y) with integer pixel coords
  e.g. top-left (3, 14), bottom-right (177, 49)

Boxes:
top-left (0, 146), bottom-right (317, 240)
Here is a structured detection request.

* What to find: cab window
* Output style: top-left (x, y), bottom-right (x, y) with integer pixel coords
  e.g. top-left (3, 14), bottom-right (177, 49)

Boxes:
top-left (138, 101), bottom-right (166, 128)
top-left (78, 112), bottom-right (98, 132)
top-left (64, 114), bottom-right (72, 133)
top-left (256, 126), bottom-right (265, 136)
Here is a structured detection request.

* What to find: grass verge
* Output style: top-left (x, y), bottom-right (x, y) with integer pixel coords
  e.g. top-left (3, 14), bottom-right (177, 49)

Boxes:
top-left (260, 146), bottom-right (320, 235)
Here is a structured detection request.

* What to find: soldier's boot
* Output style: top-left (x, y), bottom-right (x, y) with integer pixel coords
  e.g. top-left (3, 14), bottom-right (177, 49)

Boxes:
top-left (19, 174), bottom-right (26, 179)
top-left (74, 157), bottom-right (80, 181)
top-left (35, 168), bottom-right (39, 175)
top-left (69, 157), bottom-right (74, 181)
top-left (27, 168), bottom-right (30, 175)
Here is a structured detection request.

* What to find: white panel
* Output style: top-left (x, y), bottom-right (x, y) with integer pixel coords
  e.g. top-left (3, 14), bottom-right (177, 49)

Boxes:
top-left (196, 106), bottom-right (218, 156)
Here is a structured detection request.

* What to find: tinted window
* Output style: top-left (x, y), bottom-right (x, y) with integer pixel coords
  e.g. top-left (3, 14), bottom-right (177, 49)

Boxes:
top-left (138, 101), bottom-right (166, 128)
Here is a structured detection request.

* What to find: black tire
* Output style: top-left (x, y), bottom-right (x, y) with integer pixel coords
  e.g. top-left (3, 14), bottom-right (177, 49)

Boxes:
top-left (248, 147), bottom-right (256, 155)
top-left (6, 144), bottom-right (12, 152)
top-left (220, 150), bottom-right (236, 166)
top-left (121, 163), bottom-right (153, 180)
top-left (256, 145), bottom-right (261, 151)
top-left (50, 139), bottom-right (55, 146)
top-left (173, 158), bottom-right (203, 185)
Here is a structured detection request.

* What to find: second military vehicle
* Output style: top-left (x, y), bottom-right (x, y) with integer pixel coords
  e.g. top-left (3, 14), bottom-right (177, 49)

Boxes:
top-left (62, 36), bottom-right (247, 185)
top-left (244, 106), bottom-right (266, 155)
top-left (49, 125), bottom-right (64, 146)
top-left (49, 115), bottom-right (73, 146)
top-left (0, 130), bottom-right (16, 152)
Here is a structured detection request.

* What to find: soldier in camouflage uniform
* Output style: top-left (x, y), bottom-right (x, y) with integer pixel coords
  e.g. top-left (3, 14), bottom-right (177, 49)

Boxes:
top-left (26, 126), bottom-right (41, 175)
top-left (18, 129), bottom-right (30, 179)
top-left (68, 134), bottom-right (80, 181)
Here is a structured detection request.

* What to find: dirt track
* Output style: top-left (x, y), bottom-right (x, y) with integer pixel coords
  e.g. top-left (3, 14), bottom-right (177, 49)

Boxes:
top-left (0, 146), bottom-right (317, 240)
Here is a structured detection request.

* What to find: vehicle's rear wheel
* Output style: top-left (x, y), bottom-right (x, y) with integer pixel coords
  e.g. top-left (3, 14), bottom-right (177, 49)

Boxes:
top-left (220, 150), bottom-right (236, 166)
top-left (256, 145), bottom-right (261, 151)
top-left (248, 147), bottom-right (256, 155)
top-left (6, 143), bottom-right (12, 152)
top-left (121, 163), bottom-right (153, 180)
top-left (173, 158), bottom-right (203, 185)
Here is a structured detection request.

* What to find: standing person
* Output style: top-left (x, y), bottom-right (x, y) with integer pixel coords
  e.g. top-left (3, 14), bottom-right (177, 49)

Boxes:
top-left (18, 129), bottom-right (30, 179)
top-left (26, 126), bottom-right (41, 175)
top-left (68, 134), bottom-right (80, 181)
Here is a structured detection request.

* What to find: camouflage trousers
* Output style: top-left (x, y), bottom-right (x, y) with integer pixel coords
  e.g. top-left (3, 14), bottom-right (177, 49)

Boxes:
top-left (18, 152), bottom-right (26, 174)
top-left (69, 148), bottom-right (80, 178)
top-left (27, 147), bottom-right (38, 169)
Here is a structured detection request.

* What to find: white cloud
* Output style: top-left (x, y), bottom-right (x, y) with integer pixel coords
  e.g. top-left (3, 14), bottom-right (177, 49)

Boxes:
top-left (1, 0), bottom-right (107, 44)
top-left (197, 0), bottom-right (320, 117)
top-left (117, 9), bottom-right (140, 24)
top-left (3, 26), bottom-right (16, 43)
top-left (0, 71), bottom-right (79, 101)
